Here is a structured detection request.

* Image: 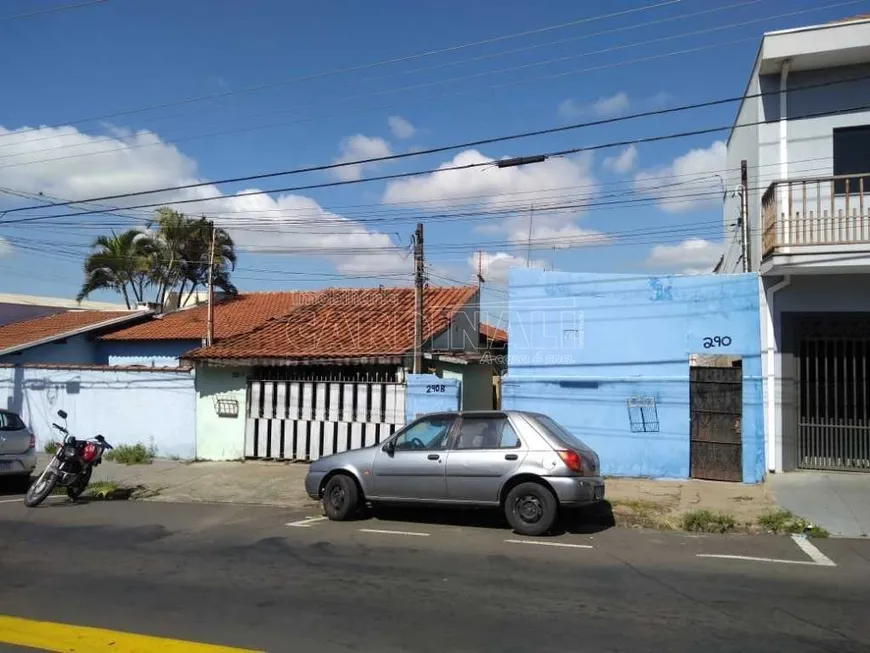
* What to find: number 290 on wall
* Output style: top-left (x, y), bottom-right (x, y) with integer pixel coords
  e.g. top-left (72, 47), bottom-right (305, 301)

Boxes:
top-left (702, 335), bottom-right (732, 349)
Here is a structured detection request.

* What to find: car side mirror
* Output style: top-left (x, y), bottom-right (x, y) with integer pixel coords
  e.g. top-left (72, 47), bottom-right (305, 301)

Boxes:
top-left (382, 440), bottom-right (395, 456)
top-left (57, 410), bottom-right (67, 420)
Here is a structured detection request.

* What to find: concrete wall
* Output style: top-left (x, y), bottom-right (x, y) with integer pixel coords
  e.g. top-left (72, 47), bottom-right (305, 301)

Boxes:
top-left (405, 374), bottom-right (461, 422)
top-left (194, 366), bottom-right (249, 460)
top-left (438, 362), bottom-right (494, 410)
top-left (503, 269), bottom-right (764, 482)
top-left (723, 63), bottom-right (761, 274)
top-left (430, 295), bottom-right (480, 353)
top-left (0, 333), bottom-right (97, 366)
top-left (0, 365), bottom-right (196, 459)
top-left (97, 339), bottom-right (198, 367)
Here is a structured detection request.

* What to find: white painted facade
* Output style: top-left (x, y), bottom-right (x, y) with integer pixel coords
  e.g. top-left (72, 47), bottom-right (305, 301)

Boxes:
top-left (722, 17), bottom-right (870, 474)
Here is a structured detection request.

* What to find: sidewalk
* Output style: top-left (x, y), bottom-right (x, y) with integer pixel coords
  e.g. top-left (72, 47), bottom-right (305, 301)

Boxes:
top-left (43, 455), bottom-right (780, 529)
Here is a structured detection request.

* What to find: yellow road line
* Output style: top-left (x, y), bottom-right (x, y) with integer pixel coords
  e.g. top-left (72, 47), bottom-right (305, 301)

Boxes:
top-left (0, 615), bottom-right (263, 653)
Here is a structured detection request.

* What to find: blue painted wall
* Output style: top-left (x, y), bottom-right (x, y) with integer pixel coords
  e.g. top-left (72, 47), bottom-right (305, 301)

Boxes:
top-left (503, 269), bottom-right (763, 483)
top-left (405, 374), bottom-right (461, 422)
top-left (97, 339), bottom-right (198, 367)
top-left (1, 365), bottom-right (196, 459)
top-left (0, 333), bottom-right (98, 365)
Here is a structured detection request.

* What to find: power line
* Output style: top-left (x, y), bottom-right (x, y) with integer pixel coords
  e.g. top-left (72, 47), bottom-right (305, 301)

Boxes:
top-left (4, 75), bottom-right (869, 221)
top-left (0, 0), bottom-right (678, 138)
top-left (2, 0), bottom-right (859, 172)
top-left (0, 0), bottom-right (107, 22)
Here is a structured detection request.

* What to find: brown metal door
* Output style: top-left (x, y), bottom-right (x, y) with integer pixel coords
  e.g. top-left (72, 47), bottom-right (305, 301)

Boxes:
top-left (690, 366), bottom-right (743, 482)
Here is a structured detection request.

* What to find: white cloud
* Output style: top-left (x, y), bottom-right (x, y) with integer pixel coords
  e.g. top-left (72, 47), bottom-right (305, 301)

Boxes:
top-left (593, 92), bottom-right (629, 117)
top-left (634, 140), bottom-right (726, 213)
top-left (382, 148), bottom-right (608, 246)
top-left (604, 145), bottom-right (637, 174)
top-left (557, 99), bottom-right (584, 120)
top-left (387, 116), bottom-right (415, 140)
top-left (0, 237), bottom-right (10, 256)
top-left (0, 124), bottom-right (409, 276)
top-left (559, 93), bottom-right (630, 120)
top-left (470, 251), bottom-right (548, 286)
top-left (645, 238), bottom-right (723, 274)
top-left (331, 134), bottom-right (393, 182)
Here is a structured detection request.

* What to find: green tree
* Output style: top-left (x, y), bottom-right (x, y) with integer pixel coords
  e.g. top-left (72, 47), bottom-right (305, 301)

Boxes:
top-left (78, 208), bottom-right (238, 308)
top-left (77, 229), bottom-right (154, 308)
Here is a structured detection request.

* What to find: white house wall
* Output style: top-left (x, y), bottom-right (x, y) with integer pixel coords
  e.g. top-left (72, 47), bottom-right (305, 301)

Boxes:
top-left (195, 366), bottom-right (248, 460)
top-left (1, 365), bottom-right (196, 459)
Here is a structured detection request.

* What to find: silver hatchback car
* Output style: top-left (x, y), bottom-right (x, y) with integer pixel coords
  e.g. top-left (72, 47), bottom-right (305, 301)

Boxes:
top-left (305, 410), bottom-right (605, 536)
top-left (0, 409), bottom-right (37, 490)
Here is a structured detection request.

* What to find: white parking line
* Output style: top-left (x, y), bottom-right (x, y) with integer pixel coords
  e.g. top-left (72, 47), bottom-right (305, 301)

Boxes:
top-left (505, 539), bottom-right (593, 549)
top-left (359, 528), bottom-right (430, 537)
top-left (791, 534), bottom-right (836, 566)
top-left (0, 498), bottom-right (23, 504)
top-left (696, 534), bottom-right (836, 567)
top-left (286, 516), bottom-right (329, 528)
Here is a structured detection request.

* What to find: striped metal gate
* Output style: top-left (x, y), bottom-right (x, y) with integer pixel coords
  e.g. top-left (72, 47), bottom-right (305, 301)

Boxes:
top-left (797, 317), bottom-right (870, 472)
top-left (245, 372), bottom-right (407, 461)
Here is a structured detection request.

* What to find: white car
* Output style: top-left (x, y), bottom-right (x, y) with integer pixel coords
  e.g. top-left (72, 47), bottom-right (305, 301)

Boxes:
top-left (0, 409), bottom-right (37, 491)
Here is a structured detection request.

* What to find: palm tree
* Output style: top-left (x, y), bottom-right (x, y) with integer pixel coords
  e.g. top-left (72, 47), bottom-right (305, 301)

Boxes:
top-left (79, 208), bottom-right (238, 308)
top-left (77, 229), bottom-right (154, 308)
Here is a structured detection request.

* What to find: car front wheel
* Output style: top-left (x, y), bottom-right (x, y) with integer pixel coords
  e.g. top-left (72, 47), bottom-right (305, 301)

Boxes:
top-left (504, 482), bottom-right (558, 536)
top-left (322, 474), bottom-right (361, 521)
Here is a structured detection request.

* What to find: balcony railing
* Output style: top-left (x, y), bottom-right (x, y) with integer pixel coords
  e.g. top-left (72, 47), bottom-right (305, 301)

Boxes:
top-left (762, 173), bottom-right (870, 258)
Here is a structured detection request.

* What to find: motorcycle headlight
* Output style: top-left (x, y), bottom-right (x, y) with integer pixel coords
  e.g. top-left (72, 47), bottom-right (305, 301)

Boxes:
top-left (64, 446), bottom-right (77, 459)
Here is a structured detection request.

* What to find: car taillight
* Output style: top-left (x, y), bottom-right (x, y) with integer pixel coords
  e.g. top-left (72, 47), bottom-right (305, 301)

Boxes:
top-left (29, 433), bottom-right (36, 449)
top-left (557, 450), bottom-right (584, 474)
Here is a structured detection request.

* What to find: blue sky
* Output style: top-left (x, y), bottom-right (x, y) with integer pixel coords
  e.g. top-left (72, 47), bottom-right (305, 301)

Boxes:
top-left (0, 0), bottom-right (864, 309)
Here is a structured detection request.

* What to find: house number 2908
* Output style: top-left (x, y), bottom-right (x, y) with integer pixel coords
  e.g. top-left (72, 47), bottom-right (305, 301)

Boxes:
top-left (702, 335), bottom-right (732, 349)
top-left (425, 384), bottom-right (446, 393)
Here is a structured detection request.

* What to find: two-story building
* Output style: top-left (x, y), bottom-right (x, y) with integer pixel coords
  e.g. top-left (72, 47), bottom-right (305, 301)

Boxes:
top-left (720, 15), bottom-right (870, 475)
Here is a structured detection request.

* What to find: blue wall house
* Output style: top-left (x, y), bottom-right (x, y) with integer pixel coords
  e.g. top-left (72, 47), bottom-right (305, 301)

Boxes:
top-left (503, 269), bottom-right (764, 483)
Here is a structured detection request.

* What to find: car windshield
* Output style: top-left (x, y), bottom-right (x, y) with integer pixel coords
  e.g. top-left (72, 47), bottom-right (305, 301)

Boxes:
top-left (0, 411), bottom-right (26, 431)
top-left (529, 414), bottom-right (590, 451)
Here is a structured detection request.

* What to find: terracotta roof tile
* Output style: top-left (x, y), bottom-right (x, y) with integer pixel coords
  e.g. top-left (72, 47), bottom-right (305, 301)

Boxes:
top-left (184, 286), bottom-right (478, 361)
top-left (0, 310), bottom-right (142, 352)
top-left (828, 13), bottom-right (870, 23)
top-left (101, 292), bottom-right (317, 341)
top-left (480, 323), bottom-right (508, 343)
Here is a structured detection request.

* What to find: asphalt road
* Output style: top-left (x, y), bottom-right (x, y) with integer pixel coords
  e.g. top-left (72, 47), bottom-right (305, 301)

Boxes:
top-left (1, 495), bottom-right (869, 652)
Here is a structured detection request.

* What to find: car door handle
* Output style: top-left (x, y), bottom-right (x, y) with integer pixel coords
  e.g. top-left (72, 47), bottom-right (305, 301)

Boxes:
top-left (427, 454), bottom-right (440, 460)
top-left (504, 454), bottom-right (518, 460)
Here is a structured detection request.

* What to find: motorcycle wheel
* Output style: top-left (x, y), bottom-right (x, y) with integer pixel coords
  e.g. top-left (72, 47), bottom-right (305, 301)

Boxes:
top-left (24, 466), bottom-right (58, 507)
top-left (66, 466), bottom-right (92, 500)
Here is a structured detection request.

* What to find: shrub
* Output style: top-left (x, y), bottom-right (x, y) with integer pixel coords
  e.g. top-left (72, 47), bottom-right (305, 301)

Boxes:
top-left (104, 443), bottom-right (153, 465)
top-left (681, 509), bottom-right (736, 534)
top-left (44, 441), bottom-right (57, 454)
top-left (757, 510), bottom-right (829, 538)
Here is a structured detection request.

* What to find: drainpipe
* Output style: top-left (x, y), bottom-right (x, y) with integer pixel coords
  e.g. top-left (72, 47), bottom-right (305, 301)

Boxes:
top-left (765, 274), bottom-right (790, 474)
top-left (778, 59), bottom-right (791, 244)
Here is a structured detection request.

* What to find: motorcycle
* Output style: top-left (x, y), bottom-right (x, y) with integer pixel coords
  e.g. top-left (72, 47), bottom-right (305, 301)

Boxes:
top-left (25, 409), bottom-right (113, 507)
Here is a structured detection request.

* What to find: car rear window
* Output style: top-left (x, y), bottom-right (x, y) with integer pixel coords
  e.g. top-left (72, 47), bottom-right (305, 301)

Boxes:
top-left (529, 414), bottom-right (590, 451)
top-left (0, 411), bottom-right (26, 431)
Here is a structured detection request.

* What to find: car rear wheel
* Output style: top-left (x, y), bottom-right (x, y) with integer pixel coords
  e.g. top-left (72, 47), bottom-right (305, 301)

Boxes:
top-left (504, 481), bottom-right (558, 536)
top-left (322, 474), bottom-right (360, 521)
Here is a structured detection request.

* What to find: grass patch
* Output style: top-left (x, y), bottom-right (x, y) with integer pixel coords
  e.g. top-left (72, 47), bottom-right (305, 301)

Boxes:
top-left (610, 499), bottom-right (675, 530)
top-left (86, 480), bottom-right (119, 499)
top-left (681, 509), bottom-right (737, 534)
top-left (757, 509), bottom-right (830, 538)
top-left (104, 443), bottom-right (153, 465)
top-left (44, 441), bottom-right (57, 454)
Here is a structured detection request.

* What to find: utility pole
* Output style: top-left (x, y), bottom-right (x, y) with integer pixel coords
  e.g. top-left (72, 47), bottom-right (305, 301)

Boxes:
top-left (525, 204), bottom-right (535, 267)
top-left (205, 220), bottom-right (217, 346)
top-left (413, 222), bottom-right (424, 374)
top-left (740, 159), bottom-right (750, 273)
top-left (476, 250), bottom-right (484, 294)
